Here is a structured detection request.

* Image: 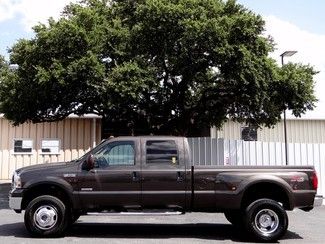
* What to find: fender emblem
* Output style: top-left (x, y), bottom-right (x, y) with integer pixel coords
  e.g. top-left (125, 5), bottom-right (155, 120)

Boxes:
top-left (63, 173), bottom-right (76, 178)
top-left (81, 188), bottom-right (93, 191)
top-left (290, 176), bottom-right (304, 182)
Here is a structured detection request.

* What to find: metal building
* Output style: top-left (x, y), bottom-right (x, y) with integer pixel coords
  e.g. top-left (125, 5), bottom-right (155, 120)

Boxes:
top-left (210, 118), bottom-right (325, 143)
top-left (0, 114), bottom-right (101, 179)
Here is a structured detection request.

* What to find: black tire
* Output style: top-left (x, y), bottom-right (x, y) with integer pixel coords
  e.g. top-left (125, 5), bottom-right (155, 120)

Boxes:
top-left (224, 210), bottom-right (244, 227)
top-left (70, 212), bottom-right (81, 225)
top-left (244, 198), bottom-right (288, 242)
top-left (24, 195), bottom-right (69, 237)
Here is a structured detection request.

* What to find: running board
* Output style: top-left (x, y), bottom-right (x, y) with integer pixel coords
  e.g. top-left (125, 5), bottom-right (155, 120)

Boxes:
top-left (87, 211), bottom-right (184, 216)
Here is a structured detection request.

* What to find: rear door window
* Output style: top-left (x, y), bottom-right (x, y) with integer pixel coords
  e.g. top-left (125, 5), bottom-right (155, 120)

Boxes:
top-left (146, 140), bottom-right (178, 164)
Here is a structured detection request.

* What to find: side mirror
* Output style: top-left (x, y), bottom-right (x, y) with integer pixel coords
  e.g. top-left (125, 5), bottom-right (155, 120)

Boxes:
top-left (82, 154), bottom-right (95, 171)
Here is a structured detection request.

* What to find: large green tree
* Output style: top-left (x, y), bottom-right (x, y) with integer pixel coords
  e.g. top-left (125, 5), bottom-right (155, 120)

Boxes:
top-left (0, 0), bottom-right (317, 135)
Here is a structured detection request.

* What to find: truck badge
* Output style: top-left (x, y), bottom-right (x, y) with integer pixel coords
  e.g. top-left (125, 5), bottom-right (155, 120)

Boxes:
top-left (63, 174), bottom-right (76, 178)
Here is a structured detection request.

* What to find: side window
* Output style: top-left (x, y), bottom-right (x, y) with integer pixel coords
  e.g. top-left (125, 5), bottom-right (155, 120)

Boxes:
top-left (13, 139), bottom-right (33, 154)
top-left (93, 141), bottom-right (135, 167)
top-left (41, 139), bottom-right (60, 155)
top-left (241, 126), bottom-right (257, 141)
top-left (146, 140), bottom-right (178, 164)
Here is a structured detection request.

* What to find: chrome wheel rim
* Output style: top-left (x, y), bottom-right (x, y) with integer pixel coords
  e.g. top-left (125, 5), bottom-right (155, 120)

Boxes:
top-left (254, 209), bottom-right (279, 235)
top-left (33, 205), bottom-right (58, 230)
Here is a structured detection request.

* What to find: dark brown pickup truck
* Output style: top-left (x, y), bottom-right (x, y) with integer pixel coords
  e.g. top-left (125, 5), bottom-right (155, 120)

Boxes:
top-left (9, 136), bottom-right (322, 241)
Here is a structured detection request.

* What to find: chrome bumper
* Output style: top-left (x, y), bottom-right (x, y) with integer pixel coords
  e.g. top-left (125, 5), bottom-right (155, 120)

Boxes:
top-left (9, 196), bottom-right (22, 210)
top-left (314, 195), bottom-right (323, 207)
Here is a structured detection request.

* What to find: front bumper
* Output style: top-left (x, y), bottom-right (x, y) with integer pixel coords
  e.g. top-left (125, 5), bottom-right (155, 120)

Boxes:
top-left (9, 196), bottom-right (22, 210)
top-left (314, 195), bottom-right (323, 207)
top-left (9, 188), bottom-right (24, 211)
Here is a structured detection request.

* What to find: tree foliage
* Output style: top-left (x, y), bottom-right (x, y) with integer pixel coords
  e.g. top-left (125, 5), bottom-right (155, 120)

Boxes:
top-left (0, 0), bottom-right (317, 135)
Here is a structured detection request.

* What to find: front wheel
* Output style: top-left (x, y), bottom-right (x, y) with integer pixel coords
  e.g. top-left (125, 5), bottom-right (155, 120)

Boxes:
top-left (244, 198), bottom-right (288, 242)
top-left (24, 195), bottom-right (69, 237)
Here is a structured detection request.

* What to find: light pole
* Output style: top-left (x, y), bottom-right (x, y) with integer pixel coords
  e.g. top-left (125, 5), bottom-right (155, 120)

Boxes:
top-left (280, 51), bottom-right (297, 165)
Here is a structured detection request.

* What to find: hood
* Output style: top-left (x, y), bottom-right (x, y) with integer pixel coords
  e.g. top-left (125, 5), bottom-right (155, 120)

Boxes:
top-left (16, 161), bottom-right (72, 175)
top-left (14, 160), bottom-right (81, 189)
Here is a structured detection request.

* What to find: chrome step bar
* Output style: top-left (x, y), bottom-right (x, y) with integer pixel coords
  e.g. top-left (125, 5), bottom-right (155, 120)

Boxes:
top-left (87, 211), bottom-right (184, 216)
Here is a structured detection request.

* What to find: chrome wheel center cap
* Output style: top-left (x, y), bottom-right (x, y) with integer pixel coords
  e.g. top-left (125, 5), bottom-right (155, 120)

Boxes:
top-left (259, 214), bottom-right (272, 228)
top-left (254, 208), bottom-right (280, 235)
top-left (34, 205), bottom-right (58, 230)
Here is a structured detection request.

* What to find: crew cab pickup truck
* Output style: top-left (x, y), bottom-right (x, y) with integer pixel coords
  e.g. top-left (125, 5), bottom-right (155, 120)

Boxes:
top-left (9, 136), bottom-right (322, 241)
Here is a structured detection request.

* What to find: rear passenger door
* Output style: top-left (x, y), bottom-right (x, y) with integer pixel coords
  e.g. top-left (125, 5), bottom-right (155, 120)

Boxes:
top-left (140, 138), bottom-right (186, 209)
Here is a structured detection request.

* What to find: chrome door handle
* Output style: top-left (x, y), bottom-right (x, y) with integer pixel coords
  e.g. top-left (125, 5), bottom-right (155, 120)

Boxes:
top-left (132, 171), bottom-right (139, 182)
top-left (176, 171), bottom-right (183, 182)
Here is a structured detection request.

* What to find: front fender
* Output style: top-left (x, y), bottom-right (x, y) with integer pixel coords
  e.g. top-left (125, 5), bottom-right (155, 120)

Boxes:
top-left (21, 176), bottom-right (76, 209)
top-left (24, 176), bottom-right (74, 194)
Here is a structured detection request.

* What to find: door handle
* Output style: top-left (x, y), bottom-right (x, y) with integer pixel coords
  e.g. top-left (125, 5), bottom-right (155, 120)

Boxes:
top-left (176, 171), bottom-right (183, 182)
top-left (132, 171), bottom-right (139, 182)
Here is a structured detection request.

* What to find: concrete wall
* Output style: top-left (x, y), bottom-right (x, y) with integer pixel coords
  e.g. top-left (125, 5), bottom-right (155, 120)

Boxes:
top-left (211, 119), bottom-right (325, 143)
top-left (0, 117), bottom-right (101, 179)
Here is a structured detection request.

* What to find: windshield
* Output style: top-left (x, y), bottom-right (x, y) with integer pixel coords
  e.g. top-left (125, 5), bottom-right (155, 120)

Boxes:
top-left (75, 139), bottom-right (109, 162)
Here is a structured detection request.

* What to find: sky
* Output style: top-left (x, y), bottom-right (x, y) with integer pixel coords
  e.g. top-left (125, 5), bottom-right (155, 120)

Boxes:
top-left (0, 0), bottom-right (324, 119)
top-left (238, 0), bottom-right (325, 119)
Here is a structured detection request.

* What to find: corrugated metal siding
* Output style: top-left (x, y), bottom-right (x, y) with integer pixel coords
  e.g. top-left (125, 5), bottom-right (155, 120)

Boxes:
top-left (0, 118), bottom-right (101, 179)
top-left (213, 119), bottom-right (325, 143)
top-left (216, 121), bottom-right (241, 140)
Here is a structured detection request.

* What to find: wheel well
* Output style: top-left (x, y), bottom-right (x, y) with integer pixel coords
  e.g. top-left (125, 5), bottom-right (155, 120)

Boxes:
top-left (22, 184), bottom-right (72, 210)
top-left (241, 182), bottom-right (291, 210)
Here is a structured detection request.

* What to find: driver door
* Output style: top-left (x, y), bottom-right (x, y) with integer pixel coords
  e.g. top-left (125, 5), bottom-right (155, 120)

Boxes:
top-left (79, 139), bottom-right (141, 209)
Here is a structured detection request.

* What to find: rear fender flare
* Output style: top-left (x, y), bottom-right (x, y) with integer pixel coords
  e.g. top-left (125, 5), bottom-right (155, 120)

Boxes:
top-left (238, 175), bottom-right (294, 209)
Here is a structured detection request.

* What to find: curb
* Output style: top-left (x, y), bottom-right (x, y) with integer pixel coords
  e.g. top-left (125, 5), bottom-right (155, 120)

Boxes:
top-left (0, 180), bottom-right (11, 184)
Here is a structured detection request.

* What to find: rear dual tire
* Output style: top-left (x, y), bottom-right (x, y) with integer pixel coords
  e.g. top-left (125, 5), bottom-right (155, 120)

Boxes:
top-left (224, 210), bottom-right (244, 227)
top-left (244, 198), bottom-right (288, 242)
top-left (225, 198), bottom-right (288, 242)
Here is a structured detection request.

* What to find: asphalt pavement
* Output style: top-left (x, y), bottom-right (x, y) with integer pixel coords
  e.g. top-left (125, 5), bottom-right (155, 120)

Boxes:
top-left (0, 183), bottom-right (10, 210)
top-left (0, 183), bottom-right (324, 244)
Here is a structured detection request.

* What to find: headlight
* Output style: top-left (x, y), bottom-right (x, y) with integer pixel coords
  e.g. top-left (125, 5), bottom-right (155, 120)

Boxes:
top-left (13, 171), bottom-right (22, 189)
